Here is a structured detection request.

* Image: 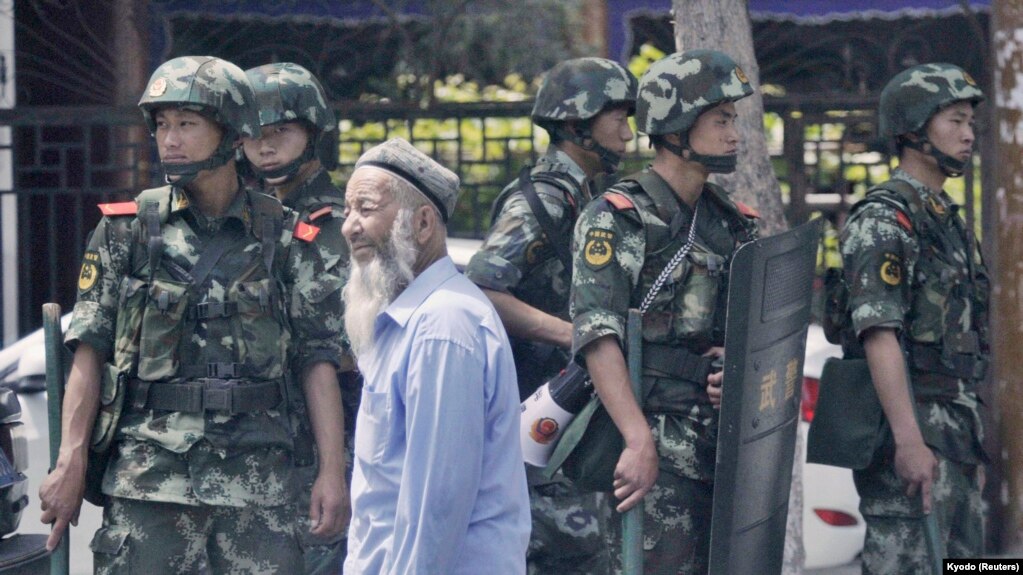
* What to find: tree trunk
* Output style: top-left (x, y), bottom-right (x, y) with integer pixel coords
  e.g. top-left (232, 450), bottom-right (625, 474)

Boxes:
top-left (671, 1), bottom-right (802, 572)
top-left (991, 0), bottom-right (1023, 555)
top-left (113, 0), bottom-right (149, 190)
top-left (671, 0), bottom-right (787, 236)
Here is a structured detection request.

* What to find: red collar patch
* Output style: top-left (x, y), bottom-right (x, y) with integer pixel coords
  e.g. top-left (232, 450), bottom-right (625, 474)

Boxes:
top-left (98, 201), bottom-right (138, 216)
top-left (293, 221), bottom-right (321, 242)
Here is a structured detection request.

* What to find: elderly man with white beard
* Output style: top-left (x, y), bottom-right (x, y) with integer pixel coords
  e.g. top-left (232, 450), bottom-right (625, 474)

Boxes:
top-left (340, 138), bottom-right (530, 574)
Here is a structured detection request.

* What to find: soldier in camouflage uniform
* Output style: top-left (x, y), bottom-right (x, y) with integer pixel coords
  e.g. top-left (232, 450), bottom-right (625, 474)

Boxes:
top-left (39, 56), bottom-right (347, 573)
top-left (569, 50), bottom-right (759, 574)
top-left (465, 57), bottom-right (637, 575)
top-left (243, 62), bottom-right (352, 575)
top-left (838, 63), bottom-right (989, 573)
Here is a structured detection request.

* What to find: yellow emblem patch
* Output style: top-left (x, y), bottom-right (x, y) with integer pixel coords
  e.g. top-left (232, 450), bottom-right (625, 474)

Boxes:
top-left (927, 195), bottom-right (946, 216)
top-left (584, 229), bottom-right (614, 270)
top-left (963, 72), bottom-right (977, 86)
top-left (880, 253), bottom-right (902, 287)
top-left (77, 251), bottom-right (100, 293)
top-left (735, 66), bottom-right (749, 84)
top-left (149, 77), bottom-right (167, 97)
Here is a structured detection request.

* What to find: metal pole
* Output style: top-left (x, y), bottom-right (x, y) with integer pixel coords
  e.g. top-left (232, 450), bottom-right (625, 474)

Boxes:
top-left (43, 303), bottom-right (70, 575)
top-left (622, 309), bottom-right (644, 574)
top-left (924, 507), bottom-right (945, 575)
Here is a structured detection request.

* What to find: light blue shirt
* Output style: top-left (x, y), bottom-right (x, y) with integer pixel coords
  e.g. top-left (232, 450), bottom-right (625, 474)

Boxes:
top-left (344, 256), bottom-right (530, 575)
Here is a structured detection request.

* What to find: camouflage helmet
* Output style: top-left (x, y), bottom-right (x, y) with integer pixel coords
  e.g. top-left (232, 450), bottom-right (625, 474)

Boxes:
top-left (532, 58), bottom-right (637, 124)
top-left (635, 49), bottom-right (753, 136)
top-left (532, 58), bottom-right (638, 174)
top-left (246, 62), bottom-right (336, 135)
top-left (138, 56), bottom-right (259, 139)
top-left (878, 63), bottom-right (984, 139)
top-left (139, 56), bottom-right (257, 184)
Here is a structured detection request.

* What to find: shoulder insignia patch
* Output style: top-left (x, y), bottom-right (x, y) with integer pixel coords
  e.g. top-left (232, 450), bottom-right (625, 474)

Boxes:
top-left (880, 252), bottom-right (903, 287)
top-left (895, 210), bottom-right (913, 233)
top-left (77, 250), bottom-right (101, 294)
top-left (98, 201), bottom-right (137, 216)
top-left (583, 228), bottom-right (615, 270)
top-left (293, 222), bottom-right (321, 242)
top-left (525, 239), bottom-right (546, 265)
top-left (735, 201), bottom-right (760, 219)
top-left (307, 206), bottom-right (333, 222)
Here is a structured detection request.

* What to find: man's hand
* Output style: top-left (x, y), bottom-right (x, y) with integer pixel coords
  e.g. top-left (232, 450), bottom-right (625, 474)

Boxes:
top-left (894, 439), bottom-right (938, 513)
top-left (39, 456), bottom-right (87, 551)
top-left (611, 430), bottom-right (659, 513)
top-left (307, 470), bottom-right (349, 538)
top-left (704, 347), bottom-right (724, 408)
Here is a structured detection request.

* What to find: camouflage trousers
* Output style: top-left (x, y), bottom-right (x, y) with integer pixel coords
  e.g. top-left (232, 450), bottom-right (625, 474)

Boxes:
top-left (526, 467), bottom-right (611, 575)
top-left (293, 464), bottom-right (346, 575)
top-left (605, 468), bottom-right (713, 575)
top-left (92, 496), bottom-right (302, 574)
top-left (854, 452), bottom-right (984, 574)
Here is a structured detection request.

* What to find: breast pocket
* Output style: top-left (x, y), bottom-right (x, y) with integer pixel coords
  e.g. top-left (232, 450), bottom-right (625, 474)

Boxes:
top-left (353, 388), bottom-right (390, 465)
top-left (137, 278), bottom-right (189, 381)
top-left (673, 251), bottom-right (725, 339)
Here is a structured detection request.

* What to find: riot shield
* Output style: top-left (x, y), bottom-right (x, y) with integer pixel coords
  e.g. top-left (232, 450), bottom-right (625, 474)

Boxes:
top-left (708, 218), bottom-right (824, 575)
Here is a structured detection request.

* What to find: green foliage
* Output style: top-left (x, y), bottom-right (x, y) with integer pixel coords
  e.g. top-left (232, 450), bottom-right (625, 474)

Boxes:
top-left (335, 73), bottom-right (542, 237)
top-left (628, 43), bottom-right (666, 80)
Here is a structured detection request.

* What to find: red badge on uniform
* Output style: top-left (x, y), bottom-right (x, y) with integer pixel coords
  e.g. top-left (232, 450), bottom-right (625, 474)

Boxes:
top-left (293, 222), bottom-right (321, 242)
top-left (895, 211), bottom-right (913, 233)
top-left (98, 202), bottom-right (137, 216)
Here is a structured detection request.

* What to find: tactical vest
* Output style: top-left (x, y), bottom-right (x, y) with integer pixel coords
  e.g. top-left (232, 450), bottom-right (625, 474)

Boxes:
top-left (108, 186), bottom-right (293, 412)
top-left (490, 168), bottom-right (583, 285)
top-left (612, 172), bottom-right (757, 350)
top-left (606, 172), bottom-right (757, 406)
top-left (845, 180), bottom-right (990, 398)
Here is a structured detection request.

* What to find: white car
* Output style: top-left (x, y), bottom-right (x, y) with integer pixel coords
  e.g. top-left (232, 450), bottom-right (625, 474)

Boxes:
top-left (0, 240), bottom-right (863, 571)
top-left (799, 324), bottom-right (865, 569)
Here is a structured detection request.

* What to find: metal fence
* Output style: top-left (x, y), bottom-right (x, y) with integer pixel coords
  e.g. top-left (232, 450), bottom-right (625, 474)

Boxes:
top-left (0, 97), bottom-right (978, 338)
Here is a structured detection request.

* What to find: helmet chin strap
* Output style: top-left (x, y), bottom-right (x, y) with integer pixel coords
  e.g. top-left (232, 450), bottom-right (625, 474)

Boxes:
top-left (254, 140), bottom-right (317, 182)
top-left (660, 132), bottom-right (738, 174)
top-left (162, 131), bottom-right (237, 186)
top-left (555, 125), bottom-right (621, 175)
top-left (903, 134), bottom-right (969, 178)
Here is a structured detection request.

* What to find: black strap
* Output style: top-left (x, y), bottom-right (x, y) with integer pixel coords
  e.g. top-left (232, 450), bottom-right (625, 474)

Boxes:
top-left (179, 362), bottom-right (249, 379)
top-left (187, 223), bottom-right (242, 290)
top-left (250, 190), bottom-right (283, 277)
top-left (126, 378), bottom-right (281, 414)
top-left (518, 166), bottom-right (574, 272)
top-left (642, 343), bottom-right (715, 383)
top-left (142, 200), bottom-right (163, 285)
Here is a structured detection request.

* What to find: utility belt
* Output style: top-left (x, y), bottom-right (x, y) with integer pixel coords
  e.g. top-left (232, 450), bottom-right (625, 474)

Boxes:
top-left (126, 377), bottom-right (282, 414)
top-left (641, 343), bottom-right (717, 412)
top-left (907, 335), bottom-right (987, 400)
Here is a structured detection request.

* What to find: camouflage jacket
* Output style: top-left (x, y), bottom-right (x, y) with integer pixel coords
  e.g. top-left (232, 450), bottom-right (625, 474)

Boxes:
top-left (570, 169), bottom-right (756, 481)
top-left (266, 167), bottom-right (352, 468)
top-left (66, 183), bottom-right (346, 506)
top-left (571, 168), bottom-right (757, 356)
top-left (841, 169), bottom-right (988, 464)
top-left (276, 167), bottom-right (351, 365)
top-left (465, 148), bottom-right (589, 318)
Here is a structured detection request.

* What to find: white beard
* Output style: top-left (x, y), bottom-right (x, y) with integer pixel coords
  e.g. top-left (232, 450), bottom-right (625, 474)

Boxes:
top-left (342, 209), bottom-right (418, 356)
